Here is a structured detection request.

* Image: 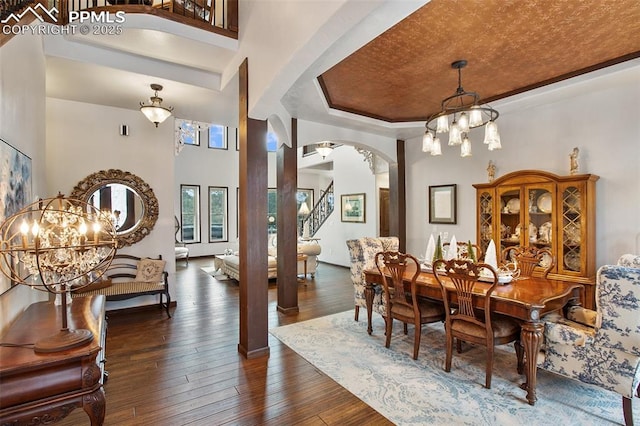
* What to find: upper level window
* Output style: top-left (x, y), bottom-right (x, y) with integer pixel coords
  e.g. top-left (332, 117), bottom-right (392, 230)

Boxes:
top-left (208, 125), bottom-right (227, 149)
top-left (177, 120), bottom-right (200, 146)
top-left (267, 131), bottom-right (277, 152)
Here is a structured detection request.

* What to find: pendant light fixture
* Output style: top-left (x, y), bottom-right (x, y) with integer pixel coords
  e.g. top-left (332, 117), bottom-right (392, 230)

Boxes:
top-left (140, 84), bottom-right (174, 127)
top-left (315, 141), bottom-right (334, 159)
top-left (423, 60), bottom-right (501, 157)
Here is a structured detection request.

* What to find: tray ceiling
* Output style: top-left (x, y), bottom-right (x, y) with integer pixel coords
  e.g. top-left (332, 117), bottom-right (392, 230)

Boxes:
top-left (318, 0), bottom-right (640, 123)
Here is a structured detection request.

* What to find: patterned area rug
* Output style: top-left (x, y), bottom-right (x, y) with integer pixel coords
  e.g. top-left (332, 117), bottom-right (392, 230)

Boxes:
top-left (270, 311), bottom-right (638, 425)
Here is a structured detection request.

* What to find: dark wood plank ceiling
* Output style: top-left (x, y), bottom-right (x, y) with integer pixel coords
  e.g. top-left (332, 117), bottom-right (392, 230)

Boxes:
top-left (318, 0), bottom-right (640, 123)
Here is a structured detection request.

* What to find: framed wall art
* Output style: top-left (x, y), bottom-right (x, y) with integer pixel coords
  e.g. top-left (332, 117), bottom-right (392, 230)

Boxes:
top-left (429, 184), bottom-right (457, 224)
top-left (0, 138), bottom-right (32, 294)
top-left (341, 193), bottom-right (365, 223)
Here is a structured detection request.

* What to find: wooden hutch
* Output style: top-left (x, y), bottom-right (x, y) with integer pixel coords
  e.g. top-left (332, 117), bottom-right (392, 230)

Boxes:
top-left (473, 170), bottom-right (599, 308)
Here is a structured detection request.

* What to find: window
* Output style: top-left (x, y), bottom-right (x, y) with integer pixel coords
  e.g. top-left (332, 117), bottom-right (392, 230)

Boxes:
top-left (296, 188), bottom-right (313, 222)
top-left (267, 131), bottom-right (278, 152)
top-left (177, 120), bottom-right (200, 146)
top-left (265, 188), bottom-right (313, 235)
top-left (181, 185), bottom-right (200, 243)
top-left (209, 187), bottom-right (228, 242)
top-left (208, 124), bottom-right (227, 149)
top-left (267, 188), bottom-right (277, 234)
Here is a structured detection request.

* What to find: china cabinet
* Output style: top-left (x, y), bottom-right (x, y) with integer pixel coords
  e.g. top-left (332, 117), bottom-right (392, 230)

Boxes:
top-left (473, 170), bottom-right (599, 308)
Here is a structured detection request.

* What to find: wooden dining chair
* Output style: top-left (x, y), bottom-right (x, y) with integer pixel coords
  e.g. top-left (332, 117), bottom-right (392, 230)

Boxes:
top-left (433, 258), bottom-right (523, 389)
top-left (375, 251), bottom-right (446, 360)
top-left (501, 246), bottom-right (555, 278)
top-left (443, 241), bottom-right (483, 261)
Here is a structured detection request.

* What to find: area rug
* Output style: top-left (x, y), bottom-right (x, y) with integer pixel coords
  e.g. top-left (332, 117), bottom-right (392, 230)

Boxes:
top-left (270, 311), bottom-right (638, 425)
top-left (200, 265), bottom-right (232, 280)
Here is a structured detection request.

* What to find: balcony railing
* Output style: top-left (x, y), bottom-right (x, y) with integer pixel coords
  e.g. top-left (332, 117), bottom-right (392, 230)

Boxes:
top-left (1, 0), bottom-right (237, 38)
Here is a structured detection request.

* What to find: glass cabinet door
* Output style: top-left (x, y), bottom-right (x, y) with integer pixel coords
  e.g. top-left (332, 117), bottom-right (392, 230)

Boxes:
top-left (523, 183), bottom-right (556, 272)
top-left (559, 183), bottom-right (584, 275)
top-left (477, 190), bottom-right (493, 256)
top-left (496, 186), bottom-right (522, 257)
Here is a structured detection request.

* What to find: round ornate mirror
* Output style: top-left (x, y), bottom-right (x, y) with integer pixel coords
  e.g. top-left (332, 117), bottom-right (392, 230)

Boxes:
top-left (71, 169), bottom-right (159, 247)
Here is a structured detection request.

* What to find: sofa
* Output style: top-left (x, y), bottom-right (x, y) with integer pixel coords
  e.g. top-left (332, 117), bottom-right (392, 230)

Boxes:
top-left (218, 235), bottom-right (321, 281)
top-left (220, 253), bottom-right (278, 281)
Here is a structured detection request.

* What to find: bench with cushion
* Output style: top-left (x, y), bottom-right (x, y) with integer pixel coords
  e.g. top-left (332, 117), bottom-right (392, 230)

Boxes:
top-left (72, 254), bottom-right (171, 318)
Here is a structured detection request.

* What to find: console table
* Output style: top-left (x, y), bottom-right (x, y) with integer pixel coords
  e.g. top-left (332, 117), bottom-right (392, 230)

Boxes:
top-left (0, 295), bottom-right (107, 425)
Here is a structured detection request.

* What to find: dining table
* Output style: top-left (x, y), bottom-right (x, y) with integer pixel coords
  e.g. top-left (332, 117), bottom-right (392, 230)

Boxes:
top-left (363, 264), bottom-right (583, 406)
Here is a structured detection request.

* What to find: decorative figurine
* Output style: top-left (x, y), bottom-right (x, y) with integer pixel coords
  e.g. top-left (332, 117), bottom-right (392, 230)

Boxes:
top-left (570, 147), bottom-right (579, 175)
top-left (487, 160), bottom-right (496, 182)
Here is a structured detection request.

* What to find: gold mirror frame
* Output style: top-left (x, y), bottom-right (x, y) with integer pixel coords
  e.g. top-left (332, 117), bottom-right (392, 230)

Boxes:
top-left (71, 169), bottom-right (159, 247)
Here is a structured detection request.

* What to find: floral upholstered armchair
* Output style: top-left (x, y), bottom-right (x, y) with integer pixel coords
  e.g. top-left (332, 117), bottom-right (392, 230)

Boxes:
top-left (618, 253), bottom-right (640, 268)
top-left (346, 237), bottom-right (399, 322)
top-left (539, 254), bottom-right (640, 425)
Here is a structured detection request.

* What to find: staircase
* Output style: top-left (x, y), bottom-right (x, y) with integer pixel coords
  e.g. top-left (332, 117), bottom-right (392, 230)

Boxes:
top-left (302, 181), bottom-right (334, 238)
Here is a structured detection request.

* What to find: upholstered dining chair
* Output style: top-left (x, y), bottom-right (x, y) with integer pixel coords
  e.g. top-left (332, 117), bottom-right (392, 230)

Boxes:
top-left (539, 255), bottom-right (640, 426)
top-left (346, 237), bottom-right (399, 322)
top-left (433, 259), bottom-right (523, 389)
top-left (375, 251), bottom-right (446, 360)
top-left (443, 241), bottom-right (483, 261)
top-left (501, 246), bottom-right (554, 278)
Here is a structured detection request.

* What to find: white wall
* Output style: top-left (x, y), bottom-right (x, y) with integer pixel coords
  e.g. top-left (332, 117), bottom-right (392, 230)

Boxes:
top-left (173, 119), bottom-right (395, 263)
top-left (174, 127), bottom-right (242, 256)
top-left (46, 98), bottom-right (176, 310)
top-left (313, 145), bottom-right (378, 266)
top-left (298, 169), bottom-right (332, 208)
top-left (297, 119), bottom-right (397, 163)
top-left (0, 34), bottom-right (49, 333)
top-left (405, 62), bottom-right (640, 266)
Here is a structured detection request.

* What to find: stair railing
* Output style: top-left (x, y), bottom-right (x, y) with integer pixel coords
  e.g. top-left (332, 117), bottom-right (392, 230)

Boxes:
top-left (303, 181), bottom-right (334, 238)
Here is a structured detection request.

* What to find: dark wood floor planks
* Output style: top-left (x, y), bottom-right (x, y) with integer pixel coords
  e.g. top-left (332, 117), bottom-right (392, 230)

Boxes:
top-left (55, 257), bottom-right (392, 425)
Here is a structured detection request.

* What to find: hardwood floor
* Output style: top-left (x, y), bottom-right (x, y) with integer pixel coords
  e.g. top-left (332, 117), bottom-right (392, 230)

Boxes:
top-left (58, 257), bottom-right (391, 425)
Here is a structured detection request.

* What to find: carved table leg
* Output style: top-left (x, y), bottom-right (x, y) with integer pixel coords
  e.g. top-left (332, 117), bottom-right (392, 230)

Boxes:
top-left (520, 320), bottom-right (544, 405)
top-left (83, 388), bottom-right (106, 426)
top-left (364, 282), bottom-right (374, 335)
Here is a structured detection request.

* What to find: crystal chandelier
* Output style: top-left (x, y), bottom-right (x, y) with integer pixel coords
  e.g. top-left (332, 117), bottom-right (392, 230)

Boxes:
top-left (0, 194), bottom-right (117, 352)
top-left (140, 84), bottom-right (174, 127)
top-left (422, 60), bottom-right (501, 157)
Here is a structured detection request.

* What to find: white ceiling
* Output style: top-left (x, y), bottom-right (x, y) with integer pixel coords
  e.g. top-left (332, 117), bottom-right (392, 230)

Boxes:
top-left (44, 14), bottom-right (239, 126)
top-left (43, 7), bottom-right (639, 142)
top-left (43, 7), bottom-right (429, 137)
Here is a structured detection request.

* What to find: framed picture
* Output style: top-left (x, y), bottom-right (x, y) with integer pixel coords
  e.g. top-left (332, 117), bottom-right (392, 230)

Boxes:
top-left (0, 138), bottom-right (32, 295)
top-left (341, 193), bottom-right (365, 223)
top-left (429, 184), bottom-right (457, 224)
